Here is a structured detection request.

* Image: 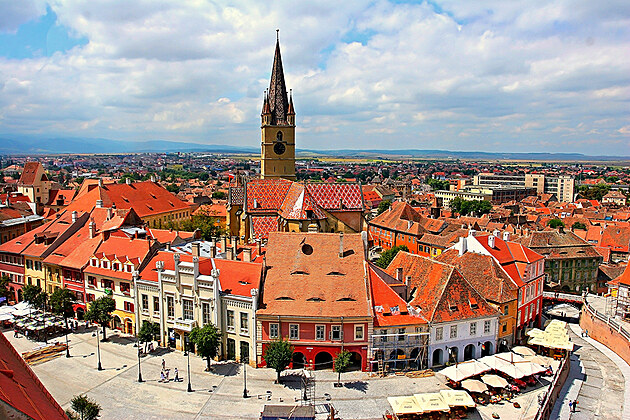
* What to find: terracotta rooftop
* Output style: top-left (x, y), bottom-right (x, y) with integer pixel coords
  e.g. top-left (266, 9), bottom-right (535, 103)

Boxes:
top-left (258, 232), bottom-right (371, 318)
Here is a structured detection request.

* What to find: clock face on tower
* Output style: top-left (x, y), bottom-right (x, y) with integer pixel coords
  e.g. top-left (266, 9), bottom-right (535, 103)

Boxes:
top-left (274, 142), bottom-right (286, 155)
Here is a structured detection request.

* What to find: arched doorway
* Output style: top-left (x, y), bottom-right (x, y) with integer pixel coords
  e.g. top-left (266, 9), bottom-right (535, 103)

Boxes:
top-left (76, 307), bottom-right (85, 320)
top-left (409, 347), bottom-right (421, 370)
top-left (17, 288), bottom-right (23, 302)
top-left (464, 344), bottom-right (475, 361)
top-left (389, 349), bottom-right (405, 370)
top-left (432, 349), bottom-right (443, 367)
top-left (448, 347), bottom-right (459, 364)
top-left (292, 352), bottom-right (306, 369)
top-left (113, 315), bottom-right (123, 331)
top-left (348, 352), bottom-right (362, 371)
top-left (314, 352), bottom-right (333, 370)
top-left (125, 318), bottom-right (133, 334)
top-left (481, 341), bottom-right (493, 357)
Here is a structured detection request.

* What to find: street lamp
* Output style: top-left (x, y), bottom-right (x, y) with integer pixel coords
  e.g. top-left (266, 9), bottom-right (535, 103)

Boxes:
top-left (185, 336), bottom-right (192, 392)
top-left (95, 328), bottom-right (103, 370)
top-left (243, 358), bottom-right (248, 398)
top-left (65, 320), bottom-right (70, 358)
top-left (137, 335), bottom-right (143, 382)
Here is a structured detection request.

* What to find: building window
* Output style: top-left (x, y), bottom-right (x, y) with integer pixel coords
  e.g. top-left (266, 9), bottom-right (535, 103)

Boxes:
top-left (167, 296), bottom-right (174, 319)
top-left (226, 310), bottom-right (235, 331)
top-left (289, 324), bottom-right (299, 340)
top-left (380, 329), bottom-right (388, 342)
top-left (484, 320), bottom-right (491, 334)
top-left (269, 323), bottom-right (279, 339)
top-left (450, 325), bottom-right (457, 339)
top-left (502, 323), bottom-right (507, 333)
top-left (331, 325), bottom-right (342, 341)
top-left (202, 302), bottom-right (210, 325)
top-left (470, 322), bottom-right (477, 336)
top-left (355, 325), bottom-right (364, 341)
top-left (153, 296), bottom-right (159, 313)
top-left (182, 299), bottom-right (193, 320)
top-left (120, 282), bottom-right (130, 295)
top-left (124, 302), bottom-right (134, 312)
top-left (240, 313), bottom-right (249, 334)
top-left (503, 305), bottom-right (509, 315)
top-left (436, 327), bottom-right (443, 341)
top-left (316, 325), bottom-right (325, 340)
top-left (398, 328), bottom-right (405, 341)
top-left (141, 294), bottom-right (149, 312)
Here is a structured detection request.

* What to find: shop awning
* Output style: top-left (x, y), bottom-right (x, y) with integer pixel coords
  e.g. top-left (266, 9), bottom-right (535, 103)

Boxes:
top-left (439, 390), bottom-right (476, 408)
top-left (414, 393), bottom-right (451, 413)
top-left (439, 360), bottom-right (491, 382)
top-left (387, 396), bottom-right (423, 415)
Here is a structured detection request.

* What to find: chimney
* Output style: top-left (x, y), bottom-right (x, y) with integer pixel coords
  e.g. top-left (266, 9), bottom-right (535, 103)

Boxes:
top-left (98, 178), bottom-right (103, 187)
top-left (243, 247), bottom-right (252, 262)
top-left (232, 236), bottom-right (238, 257)
top-left (209, 242), bottom-right (216, 258)
top-left (166, 242), bottom-right (171, 251)
top-left (89, 220), bottom-right (96, 238)
top-left (502, 231), bottom-right (511, 242)
top-left (107, 207), bottom-right (112, 220)
top-left (71, 211), bottom-right (77, 223)
top-left (221, 236), bottom-right (228, 254)
top-left (150, 174), bottom-right (156, 183)
top-left (396, 267), bottom-right (403, 282)
top-left (96, 199), bottom-right (103, 209)
top-left (256, 237), bottom-right (262, 255)
top-left (488, 235), bottom-right (496, 248)
top-left (405, 275), bottom-right (411, 288)
top-left (226, 247), bottom-right (234, 260)
top-left (493, 229), bottom-right (500, 237)
top-left (458, 236), bottom-right (468, 256)
top-left (192, 242), bottom-right (200, 257)
top-left (338, 232), bottom-right (344, 258)
top-left (126, 178), bottom-right (131, 185)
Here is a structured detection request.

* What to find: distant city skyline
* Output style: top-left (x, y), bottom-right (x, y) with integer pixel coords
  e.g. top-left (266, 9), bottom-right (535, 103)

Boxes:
top-left (0, 1), bottom-right (628, 155)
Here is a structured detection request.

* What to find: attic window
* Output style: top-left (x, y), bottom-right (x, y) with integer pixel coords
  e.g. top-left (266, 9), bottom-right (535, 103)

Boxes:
top-left (301, 244), bottom-right (313, 255)
top-left (169, 201), bottom-right (174, 207)
top-left (374, 305), bottom-right (384, 312)
top-left (291, 270), bottom-right (309, 275)
top-left (327, 271), bottom-right (345, 276)
top-left (307, 297), bottom-right (325, 302)
top-left (337, 297), bottom-right (356, 302)
top-left (448, 302), bottom-right (458, 311)
top-left (122, 196), bottom-right (129, 202)
top-left (276, 296), bottom-right (294, 301)
top-left (469, 298), bottom-right (479, 309)
top-left (238, 281), bottom-right (250, 285)
top-left (147, 205), bottom-right (153, 210)
top-left (151, 193), bottom-right (157, 199)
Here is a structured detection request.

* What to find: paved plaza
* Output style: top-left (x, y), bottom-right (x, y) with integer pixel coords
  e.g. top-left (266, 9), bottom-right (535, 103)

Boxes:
top-left (5, 325), bottom-right (553, 419)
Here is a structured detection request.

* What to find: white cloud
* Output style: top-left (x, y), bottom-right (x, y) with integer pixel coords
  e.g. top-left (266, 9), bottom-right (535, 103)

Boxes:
top-left (0, 0), bottom-right (628, 154)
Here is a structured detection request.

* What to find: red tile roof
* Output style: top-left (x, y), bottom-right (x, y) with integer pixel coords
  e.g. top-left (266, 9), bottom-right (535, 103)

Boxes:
top-left (214, 258), bottom-right (262, 297)
top-left (617, 264), bottom-right (630, 286)
top-left (0, 332), bottom-right (68, 420)
top-left (305, 183), bottom-right (364, 211)
top-left (18, 162), bottom-right (47, 185)
top-left (385, 252), bottom-right (499, 323)
top-left (259, 232), bottom-right (371, 318)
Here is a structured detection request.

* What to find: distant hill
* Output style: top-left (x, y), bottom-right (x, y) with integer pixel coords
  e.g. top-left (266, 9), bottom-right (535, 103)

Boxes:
top-left (0, 136), bottom-right (627, 161)
top-left (0, 136), bottom-right (257, 154)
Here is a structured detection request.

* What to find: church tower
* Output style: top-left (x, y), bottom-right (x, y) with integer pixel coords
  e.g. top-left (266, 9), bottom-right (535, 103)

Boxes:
top-left (260, 32), bottom-right (296, 180)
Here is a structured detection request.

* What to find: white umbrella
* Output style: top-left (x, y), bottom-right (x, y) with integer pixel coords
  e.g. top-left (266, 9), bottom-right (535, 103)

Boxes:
top-left (0, 313), bottom-right (14, 321)
top-left (439, 360), bottom-right (491, 382)
top-left (461, 379), bottom-right (488, 393)
top-left (481, 374), bottom-right (509, 388)
top-left (512, 346), bottom-right (536, 357)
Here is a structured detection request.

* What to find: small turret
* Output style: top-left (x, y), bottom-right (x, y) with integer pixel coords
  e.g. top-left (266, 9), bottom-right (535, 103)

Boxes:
top-left (287, 89), bottom-right (295, 125)
top-left (261, 90), bottom-right (271, 126)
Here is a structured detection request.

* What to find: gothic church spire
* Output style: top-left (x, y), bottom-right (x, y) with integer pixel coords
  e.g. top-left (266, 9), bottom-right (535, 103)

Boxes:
top-left (267, 31), bottom-right (289, 125)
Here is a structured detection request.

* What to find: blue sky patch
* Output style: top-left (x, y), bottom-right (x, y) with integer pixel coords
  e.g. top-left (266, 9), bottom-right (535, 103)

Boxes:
top-left (0, 6), bottom-right (87, 59)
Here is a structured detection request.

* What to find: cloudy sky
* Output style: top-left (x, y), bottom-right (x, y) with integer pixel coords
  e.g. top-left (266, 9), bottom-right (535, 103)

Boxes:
top-left (0, 0), bottom-right (628, 155)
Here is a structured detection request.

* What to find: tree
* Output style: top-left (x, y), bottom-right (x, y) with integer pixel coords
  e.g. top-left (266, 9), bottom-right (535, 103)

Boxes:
top-left (450, 198), bottom-right (492, 216)
top-left (377, 200), bottom-right (392, 215)
top-left (264, 337), bottom-right (294, 384)
top-left (333, 350), bottom-right (352, 386)
top-left (375, 245), bottom-right (409, 269)
top-left (572, 222), bottom-right (587, 230)
top-left (22, 284), bottom-right (47, 311)
top-left (211, 191), bottom-right (226, 200)
top-left (189, 323), bottom-right (221, 371)
top-left (50, 288), bottom-right (75, 326)
top-left (548, 219), bottom-right (565, 229)
top-left (0, 274), bottom-right (10, 302)
top-left (85, 296), bottom-right (116, 341)
top-left (166, 183), bottom-right (180, 193)
top-left (178, 209), bottom-right (225, 240)
top-left (69, 394), bottom-right (101, 420)
top-left (427, 178), bottom-right (450, 191)
top-left (579, 183), bottom-right (610, 201)
top-left (138, 320), bottom-right (160, 352)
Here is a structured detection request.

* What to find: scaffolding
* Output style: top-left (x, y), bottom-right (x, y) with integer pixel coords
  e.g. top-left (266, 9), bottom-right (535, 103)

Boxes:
top-left (369, 332), bottom-right (429, 376)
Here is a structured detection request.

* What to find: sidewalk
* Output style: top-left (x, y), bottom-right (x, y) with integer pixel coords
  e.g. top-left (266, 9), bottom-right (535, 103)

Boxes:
top-left (551, 323), bottom-right (630, 420)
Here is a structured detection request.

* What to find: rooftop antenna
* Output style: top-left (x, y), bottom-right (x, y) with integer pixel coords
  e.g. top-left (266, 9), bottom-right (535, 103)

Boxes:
top-left (276, 29), bottom-right (279, 40)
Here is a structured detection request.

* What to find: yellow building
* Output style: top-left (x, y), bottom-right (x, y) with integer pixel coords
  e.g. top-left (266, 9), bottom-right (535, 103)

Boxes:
top-left (260, 35), bottom-right (296, 180)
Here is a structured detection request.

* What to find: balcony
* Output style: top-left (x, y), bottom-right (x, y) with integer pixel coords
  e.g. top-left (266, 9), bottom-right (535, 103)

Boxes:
top-left (173, 318), bottom-right (197, 332)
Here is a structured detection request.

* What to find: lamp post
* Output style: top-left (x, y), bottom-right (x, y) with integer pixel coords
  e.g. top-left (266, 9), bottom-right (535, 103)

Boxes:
top-left (243, 358), bottom-right (248, 398)
top-left (65, 318), bottom-right (70, 358)
top-left (185, 336), bottom-right (192, 392)
top-left (137, 335), bottom-right (143, 382)
top-left (96, 328), bottom-right (103, 370)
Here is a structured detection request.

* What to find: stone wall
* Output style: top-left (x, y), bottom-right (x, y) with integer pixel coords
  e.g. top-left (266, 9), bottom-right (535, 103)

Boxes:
top-left (580, 306), bottom-right (630, 366)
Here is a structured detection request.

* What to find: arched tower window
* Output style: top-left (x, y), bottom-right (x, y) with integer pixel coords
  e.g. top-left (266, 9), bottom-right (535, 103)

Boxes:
top-left (276, 131), bottom-right (283, 142)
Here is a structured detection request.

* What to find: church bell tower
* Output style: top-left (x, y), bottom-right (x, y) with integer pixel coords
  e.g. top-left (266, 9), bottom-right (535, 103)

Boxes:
top-left (260, 31), bottom-right (296, 180)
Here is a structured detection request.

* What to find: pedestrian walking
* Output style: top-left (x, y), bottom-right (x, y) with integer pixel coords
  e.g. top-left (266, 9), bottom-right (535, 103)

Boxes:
top-left (174, 368), bottom-right (180, 382)
top-left (165, 369), bottom-right (170, 382)
top-left (159, 371), bottom-right (165, 383)
top-left (569, 400), bottom-right (573, 412)
top-left (162, 358), bottom-right (166, 370)
top-left (585, 329), bottom-right (588, 337)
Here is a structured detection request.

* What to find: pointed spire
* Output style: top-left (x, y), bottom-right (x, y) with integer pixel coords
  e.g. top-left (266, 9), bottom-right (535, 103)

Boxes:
top-left (288, 89), bottom-right (295, 115)
top-left (267, 31), bottom-right (289, 125)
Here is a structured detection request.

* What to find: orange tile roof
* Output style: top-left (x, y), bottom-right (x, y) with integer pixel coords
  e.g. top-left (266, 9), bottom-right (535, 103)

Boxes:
top-left (617, 264), bottom-right (630, 286)
top-left (18, 162), bottom-right (46, 185)
top-left (385, 252), bottom-right (499, 323)
top-left (258, 232), bottom-right (371, 318)
top-left (214, 258), bottom-right (262, 297)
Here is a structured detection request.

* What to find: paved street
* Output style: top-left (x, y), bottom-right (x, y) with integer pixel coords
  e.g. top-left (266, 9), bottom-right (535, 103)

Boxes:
top-left (4, 325), bottom-right (557, 419)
